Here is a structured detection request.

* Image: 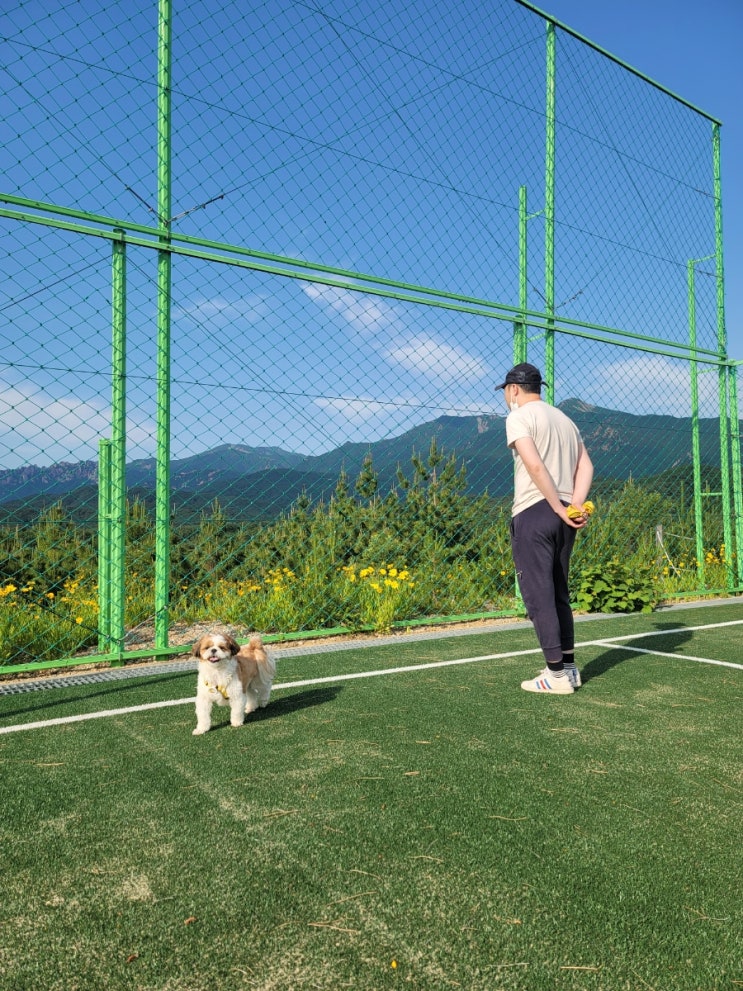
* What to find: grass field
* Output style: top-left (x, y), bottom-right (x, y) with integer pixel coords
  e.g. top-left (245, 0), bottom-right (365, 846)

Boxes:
top-left (0, 603), bottom-right (741, 990)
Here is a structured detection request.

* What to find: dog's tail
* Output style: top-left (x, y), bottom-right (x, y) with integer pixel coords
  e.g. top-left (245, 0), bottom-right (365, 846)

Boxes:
top-left (247, 633), bottom-right (266, 657)
top-left (248, 634), bottom-right (276, 684)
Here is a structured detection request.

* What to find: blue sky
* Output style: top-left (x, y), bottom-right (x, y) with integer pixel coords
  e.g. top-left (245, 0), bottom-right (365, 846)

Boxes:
top-left (1, 0), bottom-right (741, 467)
top-left (542, 0), bottom-right (743, 359)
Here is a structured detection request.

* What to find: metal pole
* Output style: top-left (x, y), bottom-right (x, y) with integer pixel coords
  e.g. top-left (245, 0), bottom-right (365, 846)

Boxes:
top-left (687, 258), bottom-right (707, 589)
top-left (729, 364), bottom-right (743, 586)
top-left (712, 123), bottom-right (734, 590)
top-left (511, 188), bottom-right (529, 609)
top-left (155, 0), bottom-right (172, 648)
top-left (515, 185), bottom-right (528, 365)
top-left (97, 439), bottom-right (112, 653)
top-left (111, 229), bottom-right (127, 664)
top-left (544, 20), bottom-right (556, 404)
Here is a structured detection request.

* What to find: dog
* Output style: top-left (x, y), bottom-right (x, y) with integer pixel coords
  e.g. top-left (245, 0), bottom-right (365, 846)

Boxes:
top-left (192, 632), bottom-right (276, 735)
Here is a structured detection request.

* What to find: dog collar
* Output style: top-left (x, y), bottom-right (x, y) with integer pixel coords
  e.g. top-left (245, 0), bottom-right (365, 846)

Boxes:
top-left (204, 679), bottom-right (231, 700)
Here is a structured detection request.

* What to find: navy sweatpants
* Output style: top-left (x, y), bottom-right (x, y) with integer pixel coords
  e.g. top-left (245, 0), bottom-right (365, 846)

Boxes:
top-left (510, 499), bottom-right (576, 664)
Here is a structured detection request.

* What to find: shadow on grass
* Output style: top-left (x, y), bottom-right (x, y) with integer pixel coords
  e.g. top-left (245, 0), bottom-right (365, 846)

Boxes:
top-left (202, 686), bottom-right (343, 733)
top-left (580, 621), bottom-right (693, 685)
top-left (0, 679), bottom-right (342, 729)
top-left (250, 686), bottom-right (342, 720)
top-left (0, 670), bottom-right (195, 723)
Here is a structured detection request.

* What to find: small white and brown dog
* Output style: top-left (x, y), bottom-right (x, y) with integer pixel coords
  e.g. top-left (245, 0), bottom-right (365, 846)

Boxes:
top-left (192, 632), bottom-right (276, 736)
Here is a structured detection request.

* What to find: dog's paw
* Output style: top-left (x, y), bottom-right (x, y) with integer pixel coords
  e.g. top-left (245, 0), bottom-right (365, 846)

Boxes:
top-left (192, 726), bottom-right (208, 736)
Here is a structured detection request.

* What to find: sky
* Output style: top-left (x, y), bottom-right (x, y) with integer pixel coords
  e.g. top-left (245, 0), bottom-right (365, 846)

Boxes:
top-left (540, 0), bottom-right (743, 359)
top-left (1, 0), bottom-right (742, 468)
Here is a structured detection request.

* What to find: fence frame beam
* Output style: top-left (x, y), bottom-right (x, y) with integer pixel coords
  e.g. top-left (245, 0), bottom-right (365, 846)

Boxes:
top-left (155, 0), bottom-right (173, 649)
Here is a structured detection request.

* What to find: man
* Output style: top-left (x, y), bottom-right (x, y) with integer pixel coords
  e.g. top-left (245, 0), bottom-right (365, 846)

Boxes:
top-left (497, 363), bottom-right (594, 694)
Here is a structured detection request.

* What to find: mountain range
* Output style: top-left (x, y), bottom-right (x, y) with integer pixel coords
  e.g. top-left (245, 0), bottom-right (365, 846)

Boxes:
top-left (0, 400), bottom-right (729, 522)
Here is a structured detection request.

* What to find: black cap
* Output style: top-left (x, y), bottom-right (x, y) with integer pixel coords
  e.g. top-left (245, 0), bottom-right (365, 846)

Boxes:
top-left (495, 362), bottom-right (548, 390)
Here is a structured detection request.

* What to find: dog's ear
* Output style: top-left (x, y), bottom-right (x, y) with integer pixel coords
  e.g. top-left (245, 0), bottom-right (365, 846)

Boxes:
top-left (191, 636), bottom-right (206, 658)
top-left (225, 634), bottom-right (241, 656)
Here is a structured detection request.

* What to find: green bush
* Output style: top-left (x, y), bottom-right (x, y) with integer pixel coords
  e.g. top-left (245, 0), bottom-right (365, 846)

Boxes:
top-left (0, 455), bottom-right (734, 666)
top-left (575, 559), bottom-right (659, 614)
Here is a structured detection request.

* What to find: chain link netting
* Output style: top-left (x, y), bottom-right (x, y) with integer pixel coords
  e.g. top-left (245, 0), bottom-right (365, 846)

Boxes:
top-left (0, 0), bottom-right (738, 671)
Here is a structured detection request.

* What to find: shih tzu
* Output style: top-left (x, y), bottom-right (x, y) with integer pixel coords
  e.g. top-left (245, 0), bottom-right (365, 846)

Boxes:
top-left (191, 632), bottom-right (276, 736)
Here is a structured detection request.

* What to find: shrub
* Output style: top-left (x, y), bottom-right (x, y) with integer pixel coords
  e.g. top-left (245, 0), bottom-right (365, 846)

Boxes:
top-left (575, 559), bottom-right (659, 614)
top-left (340, 564), bottom-right (417, 633)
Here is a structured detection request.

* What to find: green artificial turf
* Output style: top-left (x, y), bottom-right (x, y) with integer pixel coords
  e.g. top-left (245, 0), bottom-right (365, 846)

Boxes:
top-left (0, 606), bottom-right (741, 990)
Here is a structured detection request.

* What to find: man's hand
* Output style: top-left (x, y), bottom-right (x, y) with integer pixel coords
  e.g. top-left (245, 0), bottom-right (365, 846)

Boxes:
top-left (559, 505), bottom-right (587, 529)
top-left (564, 500), bottom-right (594, 528)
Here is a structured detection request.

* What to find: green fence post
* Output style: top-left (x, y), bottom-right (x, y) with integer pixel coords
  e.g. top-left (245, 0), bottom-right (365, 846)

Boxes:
top-left (512, 186), bottom-right (532, 609)
top-left (718, 363), bottom-right (734, 591)
top-left (515, 185), bottom-right (528, 365)
top-left (729, 363), bottom-right (743, 587)
top-left (97, 439), bottom-right (112, 653)
top-left (155, 0), bottom-right (173, 649)
top-left (544, 19), bottom-right (556, 404)
top-left (111, 229), bottom-right (127, 665)
top-left (687, 257), bottom-right (712, 589)
top-left (712, 122), bottom-right (734, 590)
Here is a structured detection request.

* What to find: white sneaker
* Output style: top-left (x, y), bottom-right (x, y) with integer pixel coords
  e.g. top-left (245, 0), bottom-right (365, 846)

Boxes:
top-left (564, 665), bottom-right (582, 689)
top-left (521, 669), bottom-right (574, 694)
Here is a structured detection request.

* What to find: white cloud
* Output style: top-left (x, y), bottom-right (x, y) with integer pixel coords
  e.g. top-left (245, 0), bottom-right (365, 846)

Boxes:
top-left (386, 335), bottom-right (490, 384)
top-left (303, 283), bottom-right (490, 385)
top-left (175, 295), bottom-right (269, 324)
top-left (313, 393), bottom-right (499, 430)
top-left (0, 381), bottom-right (156, 468)
top-left (313, 396), bottom-right (394, 422)
top-left (574, 353), bottom-right (723, 418)
top-left (302, 283), bottom-right (396, 333)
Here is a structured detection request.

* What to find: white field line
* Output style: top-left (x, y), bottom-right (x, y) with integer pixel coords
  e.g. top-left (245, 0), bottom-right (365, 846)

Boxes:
top-left (1, 619), bottom-right (741, 736)
top-left (590, 643), bottom-right (743, 670)
top-left (0, 697), bottom-right (196, 735)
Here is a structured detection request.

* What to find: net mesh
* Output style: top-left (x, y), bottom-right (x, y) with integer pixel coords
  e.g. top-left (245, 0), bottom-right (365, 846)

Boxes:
top-left (0, 0), bottom-right (736, 670)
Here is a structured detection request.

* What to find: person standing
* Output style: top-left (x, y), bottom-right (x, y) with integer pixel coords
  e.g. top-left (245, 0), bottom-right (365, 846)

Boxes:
top-left (497, 363), bottom-right (594, 694)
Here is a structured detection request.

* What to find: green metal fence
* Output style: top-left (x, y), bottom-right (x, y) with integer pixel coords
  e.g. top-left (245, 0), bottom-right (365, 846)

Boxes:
top-left (1, 0), bottom-right (739, 673)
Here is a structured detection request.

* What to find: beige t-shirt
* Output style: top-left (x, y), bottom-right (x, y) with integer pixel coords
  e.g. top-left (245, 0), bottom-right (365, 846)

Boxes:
top-left (505, 400), bottom-right (583, 516)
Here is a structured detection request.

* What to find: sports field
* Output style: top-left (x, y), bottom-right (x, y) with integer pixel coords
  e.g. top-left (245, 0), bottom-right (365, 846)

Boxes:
top-left (0, 601), bottom-right (741, 990)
